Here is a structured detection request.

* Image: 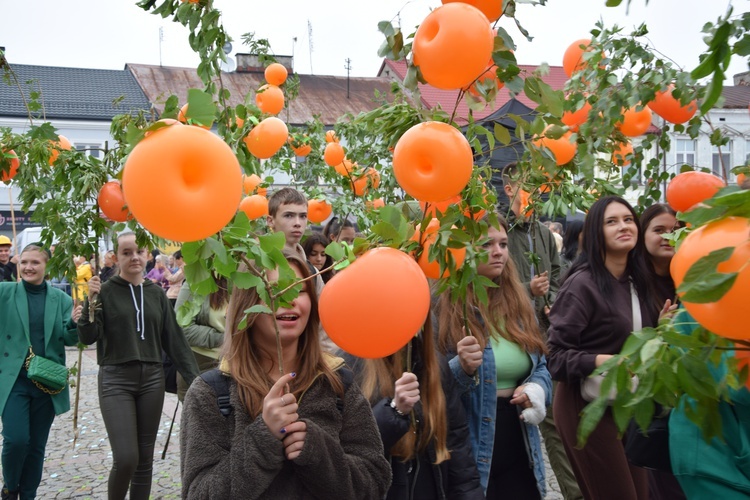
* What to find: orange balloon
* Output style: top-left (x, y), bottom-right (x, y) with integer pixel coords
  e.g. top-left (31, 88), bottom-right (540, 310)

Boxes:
top-left (1, 150), bottom-right (19, 182)
top-left (324, 142), bottom-right (345, 167)
top-left (671, 217), bottom-right (750, 340)
top-left (308, 199), bottom-right (333, 224)
top-left (242, 174), bottom-right (267, 196)
top-left (666, 171), bottom-right (725, 212)
top-left (561, 99), bottom-right (591, 131)
top-left (265, 63), bottom-right (288, 86)
top-left (420, 193), bottom-right (486, 219)
top-left (612, 141), bottom-right (633, 167)
top-left (647, 85), bottom-right (697, 124)
top-left (366, 198), bottom-right (385, 210)
top-left (177, 104), bottom-right (211, 129)
top-left (239, 194), bottom-right (269, 220)
top-left (412, 3), bottom-right (494, 90)
top-left (533, 127), bottom-right (577, 165)
top-left (467, 60), bottom-right (503, 97)
top-left (352, 175), bottom-right (369, 197)
top-left (288, 136), bottom-right (312, 157)
top-left (441, 0), bottom-right (504, 22)
top-left (255, 84), bottom-right (285, 115)
top-left (519, 189), bottom-right (533, 217)
top-left (98, 181), bottom-right (130, 222)
top-left (563, 39), bottom-right (595, 78)
top-left (244, 117), bottom-right (289, 159)
top-left (49, 135), bottom-right (72, 165)
top-left (364, 168), bottom-right (381, 189)
top-left (738, 173), bottom-right (747, 186)
top-left (392, 121), bottom-right (473, 202)
top-left (334, 159), bottom-right (356, 177)
top-left (412, 218), bottom-right (466, 279)
top-left (325, 130), bottom-right (339, 143)
top-left (319, 247), bottom-right (431, 358)
top-left (617, 105), bottom-right (653, 137)
top-left (122, 125), bottom-right (242, 242)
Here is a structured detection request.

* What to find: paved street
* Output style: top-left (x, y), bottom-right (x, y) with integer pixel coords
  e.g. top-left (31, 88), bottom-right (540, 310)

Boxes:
top-left (28, 346), bottom-right (563, 499)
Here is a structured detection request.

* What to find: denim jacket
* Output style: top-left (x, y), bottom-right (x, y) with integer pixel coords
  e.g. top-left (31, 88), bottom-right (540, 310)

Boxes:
top-left (446, 344), bottom-right (552, 497)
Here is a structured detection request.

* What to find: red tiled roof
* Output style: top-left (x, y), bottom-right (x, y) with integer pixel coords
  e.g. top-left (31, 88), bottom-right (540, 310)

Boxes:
top-left (379, 59), bottom-right (569, 124)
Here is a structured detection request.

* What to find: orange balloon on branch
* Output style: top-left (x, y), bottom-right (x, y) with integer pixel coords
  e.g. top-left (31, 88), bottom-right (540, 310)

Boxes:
top-left (563, 39), bottom-right (595, 77)
top-left (671, 217), bottom-right (750, 340)
top-left (325, 130), bottom-right (339, 143)
top-left (441, 0), bottom-right (505, 22)
top-left (98, 181), bottom-right (130, 222)
top-left (239, 195), bottom-right (269, 220)
top-left (255, 85), bottom-right (285, 115)
top-left (366, 198), bottom-right (386, 210)
top-left (412, 3), bottom-right (494, 90)
top-left (288, 136), bottom-right (312, 157)
top-left (352, 175), bottom-right (369, 197)
top-left (265, 63), bottom-right (288, 86)
top-left (737, 173), bottom-right (748, 186)
top-left (122, 125), bottom-right (242, 242)
top-left (319, 247), bottom-right (431, 358)
top-left (1, 150), bottom-right (19, 182)
top-left (308, 199), bottom-right (333, 224)
top-left (666, 171), bottom-right (725, 212)
top-left (242, 174), bottom-right (267, 196)
top-left (324, 142), bottom-right (345, 167)
top-left (244, 117), bottom-right (289, 159)
top-left (617, 105), bottom-right (653, 137)
top-left (647, 85), bottom-right (698, 124)
top-left (533, 127), bottom-right (577, 165)
top-left (49, 135), bottom-right (72, 165)
top-left (334, 159), bottom-right (356, 177)
top-left (561, 99), bottom-right (591, 131)
top-left (392, 121), bottom-right (473, 202)
top-left (364, 168), bottom-right (381, 189)
top-left (177, 104), bottom-right (211, 129)
top-left (612, 141), bottom-right (633, 167)
top-left (412, 218), bottom-right (466, 279)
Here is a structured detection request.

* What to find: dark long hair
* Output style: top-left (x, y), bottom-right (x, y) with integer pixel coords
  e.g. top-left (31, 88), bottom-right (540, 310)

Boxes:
top-left (565, 196), bottom-right (654, 310)
top-left (561, 219), bottom-right (584, 263)
top-left (322, 216), bottom-right (357, 243)
top-left (302, 233), bottom-right (334, 283)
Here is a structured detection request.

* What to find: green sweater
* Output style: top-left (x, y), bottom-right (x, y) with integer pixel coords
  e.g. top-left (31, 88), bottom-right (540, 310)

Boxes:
top-left (24, 280), bottom-right (47, 358)
top-left (77, 275), bottom-right (199, 386)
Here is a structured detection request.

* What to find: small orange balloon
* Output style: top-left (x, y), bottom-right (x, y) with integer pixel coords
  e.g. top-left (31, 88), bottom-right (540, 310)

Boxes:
top-left (666, 171), bottom-right (725, 212)
top-left (123, 125), bottom-right (242, 241)
top-left (334, 159), bottom-right (356, 177)
top-left (324, 142), bottom-right (345, 167)
top-left (244, 117), bottom-right (289, 159)
top-left (441, 0), bottom-right (504, 22)
top-left (647, 85), bottom-right (697, 124)
top-left (265, 63), bottom-right (288, 86)
top-left (289, 136), bottom-right (312, 157)
top-left (352, 175), bottom-right (369, 197)
top-left (617, 105), bottom-right (653, 137)
top-left (533, 127), bottom-right (577, 165)
top-left (671, 217), bottom-right (750, 340)
top-left (242, 174), bottom-right (267, 196)
top-left (308, 199), bottom-right (333, 224)
top-left (737, 173), bottom-right (747, 186)
top-left (98, 181), bottom-right (130, 222)
top-left (412, 218), bottom-right (466, 279)
top-left (239, 194), bottom-right (269, 220)
top-left (412, 3), bottom-right (494, 90)
top-left (255, 84), bottom-right (285, 115)
top-left (366, 198), bottom-right (385, 210)
top-left (392, 121), bottom-right (473, 202)
top-left (612, 141), bottom-right (633, 167)
top-left (561, 99), bottom-right (591, 131)
top-left (325, 130), bottom-right (339, 143)
top-left (49, 135), bottom-right (72, 165)
top-left (563, 39), bottom-right (593, 78)
top-left (1, 150), bottom-right (19, 182)
top-left (319, 247), bottom-right (431, 358)
top-left (177, 104), bottom-right (211, 129)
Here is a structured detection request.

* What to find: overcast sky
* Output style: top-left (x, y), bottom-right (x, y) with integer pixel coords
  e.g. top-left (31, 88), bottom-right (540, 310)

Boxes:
top-left (1, 0), bottom-right (746, 80)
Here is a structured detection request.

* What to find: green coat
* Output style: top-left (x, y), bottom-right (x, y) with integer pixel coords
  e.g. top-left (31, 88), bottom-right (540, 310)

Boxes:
top-left (0, 281), bottom-right (79, 415)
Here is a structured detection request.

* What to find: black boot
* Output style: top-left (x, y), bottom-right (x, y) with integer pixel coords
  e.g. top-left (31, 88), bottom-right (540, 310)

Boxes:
top-left (1, 487), bottom-right (18, 500)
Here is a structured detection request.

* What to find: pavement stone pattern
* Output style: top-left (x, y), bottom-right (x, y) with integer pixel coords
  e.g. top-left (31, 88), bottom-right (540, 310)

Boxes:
top-left (19, 347), bottom-right (563, 499)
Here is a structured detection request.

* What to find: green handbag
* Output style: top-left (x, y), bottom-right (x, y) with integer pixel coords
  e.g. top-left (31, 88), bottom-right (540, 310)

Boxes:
top-left (24, 348), bottom-right (69, 395)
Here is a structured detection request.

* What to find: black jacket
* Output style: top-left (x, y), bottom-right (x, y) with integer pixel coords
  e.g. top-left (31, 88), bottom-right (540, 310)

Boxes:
top-left (344, 345), bottom-right (484, 500)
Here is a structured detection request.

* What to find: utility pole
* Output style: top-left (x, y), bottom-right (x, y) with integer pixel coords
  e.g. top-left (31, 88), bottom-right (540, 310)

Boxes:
top-left (159, 27), bottom-right (164, 67)
top-left (292, 37), bottom-right (297, 73)
top-left (307, 21), bottom-right (314, 75)
top-left (344, 58), bottom-right (352, 99)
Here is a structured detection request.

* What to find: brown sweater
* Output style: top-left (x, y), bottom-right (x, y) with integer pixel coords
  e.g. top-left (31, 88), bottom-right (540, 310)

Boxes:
top-left (546, 267), bottom-right (658, 383)
top-left (180, 368), bottom-right (392, 499)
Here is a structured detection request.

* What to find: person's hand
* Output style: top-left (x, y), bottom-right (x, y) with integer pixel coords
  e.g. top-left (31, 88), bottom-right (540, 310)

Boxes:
top-left (457, 334), bottom-right (483, 376)
top-left (511, 384), bottom-right (533, 409)
top-left (262, 372), bottom-right (298, 440)
top-left (658, 299), bottom-right (678, 322)
top-left (87, 276), bottom-right (101, 296)
top-left (393, 372), bottom-right (420, 415)
top-left (71, 305), bottom-right (83, 323)
top-left (530, 271), bottom-right (550, 297)
top-left (283, 420), bottom-right (307, 460)
top-left (595, 354), bottom-right (614, 368)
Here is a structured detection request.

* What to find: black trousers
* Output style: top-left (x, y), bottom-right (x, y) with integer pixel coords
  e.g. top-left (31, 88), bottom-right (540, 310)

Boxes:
top-left (98, 362), bottom-right (165, 500)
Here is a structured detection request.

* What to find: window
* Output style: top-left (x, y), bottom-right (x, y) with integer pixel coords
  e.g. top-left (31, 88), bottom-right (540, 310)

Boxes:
top-left (75, 143), bottom-right (101, 159)
top-left (675, 139), bottom-right (695, 167)
top-left (712, 142), bottom-right (731, 179)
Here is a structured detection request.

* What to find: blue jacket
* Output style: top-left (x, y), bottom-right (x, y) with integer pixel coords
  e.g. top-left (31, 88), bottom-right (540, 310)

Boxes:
top-left (446, 344), bottom-right (552, 497)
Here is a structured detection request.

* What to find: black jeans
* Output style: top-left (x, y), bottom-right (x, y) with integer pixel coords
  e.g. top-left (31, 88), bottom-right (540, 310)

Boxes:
top-left (98, 362), bottom-right (164, 500)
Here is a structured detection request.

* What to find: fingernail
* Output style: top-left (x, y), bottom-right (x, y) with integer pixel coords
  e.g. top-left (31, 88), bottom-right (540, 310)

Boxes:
top-left (290, 372), bottom-right (296, 378)
top-left (280, 428), bottom-right (286, 434)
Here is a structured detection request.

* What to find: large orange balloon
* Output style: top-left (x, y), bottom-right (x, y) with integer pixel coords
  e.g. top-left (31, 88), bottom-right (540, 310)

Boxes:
top-left (563, 39), bottom-right (592, 78)
top-left (533, 127), bottom-right (577, 165)
top-left (671, 217), bottom-right (750, 340)
top-left (255, 85), bottom-right (285, 115)
top-left (98, 181), bottom-right (129, 222)
top-left (123, 125), bottom-right (242, 242)
top-left (617, 105), bottom-right (653, 137)
top-left (441, 0), bottom-right (504, 21)
top-left (319, 247), bottom-right (431, 358)
top-left (412, 3), bottom-right (494, 90)
top-left (1, 150), bottom-right (19, 182)
top-left (392, 121), bottom-right (473, 202)
top-left (647, 85), bottom-right (697, 124)
top-left (244, 117), bottom-right (288, 159)
top-left (412, 218), bottom-right (466, 279)
top-left (308, 199), bottom-right (333, 224)
top-left (265, 63), bottom-right (288, 86)
top-left (239, 195), bottom-right (269, 220)
top-left (666, 171), bottom-right (725, 212)
top-left (49, 135), bottom-right (72, 165)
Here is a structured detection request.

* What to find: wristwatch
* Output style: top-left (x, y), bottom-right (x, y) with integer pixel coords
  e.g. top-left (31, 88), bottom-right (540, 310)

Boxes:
top-left (389, 398), bottom-right (407, 418)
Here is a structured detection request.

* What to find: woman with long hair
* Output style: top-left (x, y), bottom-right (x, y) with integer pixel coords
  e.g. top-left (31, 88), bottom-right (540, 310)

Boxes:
top-left (347, 322), bottom-right (483, 499)
top-left (180, 252), bottom-right (391, 499)
top-left (302, 233), bottom-right (334, 283)
top-left (547, 196), bottom-right (670, 500)
top-left (560, 219), bottom-right (584, 274)
top-left (322, 216), bottom-right (357, 244)
top-left (435, 214), bottom-right (552, 499)
top-left (640, 203), bottom-right (680, 304)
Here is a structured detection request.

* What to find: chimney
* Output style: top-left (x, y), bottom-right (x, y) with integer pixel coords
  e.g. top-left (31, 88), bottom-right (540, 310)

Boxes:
top-left (733, 71), bottom-right (750, 86)
top-left (236, 54), bottom-right (293, 74)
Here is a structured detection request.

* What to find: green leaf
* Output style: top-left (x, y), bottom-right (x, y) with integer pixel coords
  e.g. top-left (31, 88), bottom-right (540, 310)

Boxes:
top-left (231, 271), bottom-right (263, 289)
top-left (245, 304), bottom-right (272, 315)
top-left (378, 21), bottom-right (395, 38)
top-left (325, 241), bottom-right (346, 261)
top-left (640, 338), bottom-right (662, 364)
top-left (370, 221), bottom-right (401, 242)
top-left (258, 231), bottom-right (286, 253)
top-left (577, 398), bottom-right (608, 447)
top-left (494, 123), bottom-right (511, 146)
top-left (677, 247), bottom-right (738, 303)
top-left (185, 88), bottom-right (216, 127)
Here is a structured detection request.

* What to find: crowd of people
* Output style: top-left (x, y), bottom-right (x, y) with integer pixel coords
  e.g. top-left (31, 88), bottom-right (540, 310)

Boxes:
top-left (0, 165), bottom-right (748, 500)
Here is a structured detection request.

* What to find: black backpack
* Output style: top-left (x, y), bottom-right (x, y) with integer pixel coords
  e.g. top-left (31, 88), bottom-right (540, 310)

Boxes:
top-left (162, 351), bottom-right (179, 394)
top-left (200, 366), bottom-right (354, 417)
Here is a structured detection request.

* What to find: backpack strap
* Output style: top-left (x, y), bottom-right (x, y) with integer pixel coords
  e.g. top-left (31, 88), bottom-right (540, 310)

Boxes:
top-left (200, 368), bottom-right (233, 418)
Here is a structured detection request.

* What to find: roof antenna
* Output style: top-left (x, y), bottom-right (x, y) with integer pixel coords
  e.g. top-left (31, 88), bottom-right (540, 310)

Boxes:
top-left (345, 58), bottom-right (352, 99)
top-left (308, 20), bottom-right (314, 75)
top-left (159, 27), bottom-right (164, 67)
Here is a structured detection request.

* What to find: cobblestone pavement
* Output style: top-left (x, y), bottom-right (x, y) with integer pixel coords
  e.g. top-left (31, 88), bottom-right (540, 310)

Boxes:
top-left (26, 347), bottom-right (563, 499)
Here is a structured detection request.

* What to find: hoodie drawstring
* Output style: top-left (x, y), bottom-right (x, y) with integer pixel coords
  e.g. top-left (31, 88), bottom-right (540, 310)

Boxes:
top-left (129, 283), bottom-right (146, 340)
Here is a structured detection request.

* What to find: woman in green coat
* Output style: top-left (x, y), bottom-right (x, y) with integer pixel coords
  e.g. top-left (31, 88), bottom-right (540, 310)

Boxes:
top-left (0, 244), bottom-right (81, 500)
